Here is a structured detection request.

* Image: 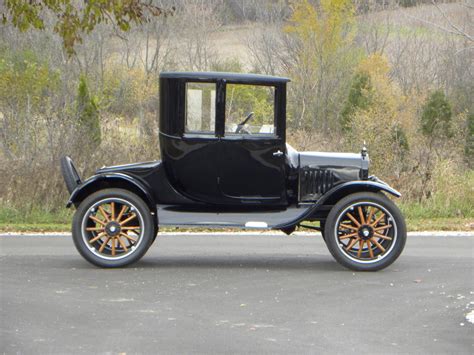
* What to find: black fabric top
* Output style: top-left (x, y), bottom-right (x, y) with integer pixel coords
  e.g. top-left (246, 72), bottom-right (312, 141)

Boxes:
top-left (160, 71), bottom-right (290, 84)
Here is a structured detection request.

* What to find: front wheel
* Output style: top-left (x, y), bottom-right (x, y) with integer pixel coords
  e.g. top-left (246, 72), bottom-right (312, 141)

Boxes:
top-left (72, 188), bottom-right (155, 268)
top-left (324, 192), bottom-right (406, 271)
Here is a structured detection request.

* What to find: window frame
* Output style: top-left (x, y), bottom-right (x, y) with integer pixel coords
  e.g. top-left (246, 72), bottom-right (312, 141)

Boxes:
top-left (223, 82), bottom-right (278, 138)
top-left (178, 78), bottom-right (286, 142)
top-left (221, 81), bottom-right (285, 141)
top-left (183, 81), bottom-right (218, 137)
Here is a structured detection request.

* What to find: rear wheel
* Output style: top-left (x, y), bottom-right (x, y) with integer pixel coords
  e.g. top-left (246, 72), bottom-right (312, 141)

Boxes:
top-left (324, 192), bottom-right (406, 271)
top-left (72, 188), bottom-right (155, 267)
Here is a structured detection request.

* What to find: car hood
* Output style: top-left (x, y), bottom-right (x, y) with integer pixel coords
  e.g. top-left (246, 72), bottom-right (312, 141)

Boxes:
top-left (297, 151), bottom-right (370, 201)
top-left (299, 151), bottom-right (369, 170)
top-left (96, 160), bottom-right (161, 174)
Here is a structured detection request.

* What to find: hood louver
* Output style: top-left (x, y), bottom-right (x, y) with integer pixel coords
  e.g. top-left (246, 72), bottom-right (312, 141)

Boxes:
top-left (299, 167), bottom-right (335, 201)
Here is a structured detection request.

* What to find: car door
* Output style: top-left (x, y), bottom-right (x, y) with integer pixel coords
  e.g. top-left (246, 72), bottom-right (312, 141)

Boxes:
top-left (217, 82), bottom-right (287, 205)
top-left (160, 80), bottom-right (222, 204)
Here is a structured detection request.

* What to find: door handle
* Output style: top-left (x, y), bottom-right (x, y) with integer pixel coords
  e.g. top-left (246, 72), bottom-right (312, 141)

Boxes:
top-left (273, 150), bottom-right (284, 157)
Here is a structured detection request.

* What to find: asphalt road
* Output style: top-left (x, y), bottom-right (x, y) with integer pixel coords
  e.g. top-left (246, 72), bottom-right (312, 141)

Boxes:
top-left (1, 233), bottom-right (473, 354)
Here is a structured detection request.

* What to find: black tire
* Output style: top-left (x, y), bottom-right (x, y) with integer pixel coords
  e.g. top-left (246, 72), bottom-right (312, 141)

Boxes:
top-left (320, 222), bottom-right (326, 241)
top-left (72, 188), bottom-right (155, 268)
top-left (60, 156), bottom-right (81, 194)
top-left (324, 192), bottom-right (406, 271)
top-left (148, 221), bottom-right (159, 250)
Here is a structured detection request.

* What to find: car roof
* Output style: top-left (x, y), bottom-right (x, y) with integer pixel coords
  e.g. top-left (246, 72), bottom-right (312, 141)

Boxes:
top-left (160, 71), bottom-right (290, 84)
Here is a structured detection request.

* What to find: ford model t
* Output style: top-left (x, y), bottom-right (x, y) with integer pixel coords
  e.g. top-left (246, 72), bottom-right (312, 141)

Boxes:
top-left (61, 72), bottom-right (406, 271)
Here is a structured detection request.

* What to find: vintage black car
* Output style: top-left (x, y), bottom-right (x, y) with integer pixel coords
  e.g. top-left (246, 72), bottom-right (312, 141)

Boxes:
top-left (61, 72), bottom-right (406, 271)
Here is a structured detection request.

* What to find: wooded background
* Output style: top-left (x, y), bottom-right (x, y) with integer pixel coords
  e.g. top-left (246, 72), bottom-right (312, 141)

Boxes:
top-left (0, 0), bottom-right (472, 225)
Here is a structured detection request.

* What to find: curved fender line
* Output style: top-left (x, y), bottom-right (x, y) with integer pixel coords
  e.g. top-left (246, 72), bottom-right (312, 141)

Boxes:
top-left (66, 173), bottom-right (155, 208)
top-left (274, 180), bottom-right (401, 229)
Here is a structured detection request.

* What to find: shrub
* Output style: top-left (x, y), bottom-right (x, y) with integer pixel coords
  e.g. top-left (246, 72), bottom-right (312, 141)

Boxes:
top-left (420, 90), bottom-right (453, 138)
top-left (341, 71), bottom-right (371, 131)
top-left (76, 76), bottom-right (101, 149)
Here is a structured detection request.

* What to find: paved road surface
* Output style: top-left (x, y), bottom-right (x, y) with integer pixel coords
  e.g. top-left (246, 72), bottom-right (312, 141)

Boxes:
top-left (1, 234), bottom-right (473, 354)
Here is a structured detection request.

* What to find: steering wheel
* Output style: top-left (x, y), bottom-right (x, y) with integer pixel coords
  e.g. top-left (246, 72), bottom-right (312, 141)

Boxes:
top-left (235, 112), bottom-right (254, 134)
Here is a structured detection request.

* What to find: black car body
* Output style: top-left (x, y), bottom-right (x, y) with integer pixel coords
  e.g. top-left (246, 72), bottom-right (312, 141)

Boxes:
top-left (61, 72), bottom-right (406, 270)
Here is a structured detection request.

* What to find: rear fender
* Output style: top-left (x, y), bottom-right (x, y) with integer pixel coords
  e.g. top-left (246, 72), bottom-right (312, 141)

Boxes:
top-left (67, 173), bottom-right (155, 212)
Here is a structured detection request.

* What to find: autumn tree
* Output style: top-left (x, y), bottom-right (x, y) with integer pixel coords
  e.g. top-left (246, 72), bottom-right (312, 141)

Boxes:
top-left (2, 0), bottom-right (167, 55)
top-left (345, 54), bottom-right (411, 179)
top-left (0, 49), bottom-right (60, 160)
top-left (284, 0), bottom-right (359, 130)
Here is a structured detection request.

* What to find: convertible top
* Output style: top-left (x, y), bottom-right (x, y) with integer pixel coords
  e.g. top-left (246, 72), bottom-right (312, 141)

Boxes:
top-left (160, 71), bottom-right (290, 84)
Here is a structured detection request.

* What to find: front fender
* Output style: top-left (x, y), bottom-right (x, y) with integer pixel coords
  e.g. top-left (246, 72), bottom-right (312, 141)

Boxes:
top-left (66, 173), bottom-right (155, 209)
top-left (319, 179), bottom-right (401, 205)
top-left (275, 179), bottom-right (400, 229)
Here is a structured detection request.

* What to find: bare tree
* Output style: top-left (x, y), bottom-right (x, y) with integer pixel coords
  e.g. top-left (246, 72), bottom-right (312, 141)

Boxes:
top-left (405, 1), bottom-right (473, 45)
top-left (172, 0), bottom-right (222, 71)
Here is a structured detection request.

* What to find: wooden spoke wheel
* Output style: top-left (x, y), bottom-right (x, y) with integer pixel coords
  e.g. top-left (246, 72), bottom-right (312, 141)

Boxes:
top-left (335, 202), bottom-right (395, 263)
top-left (72, 188), bottom-right (155, 268)
top-left (82, 198), bottom-right (143, 260)
top-left (324, 192), bottom-right (406, 271)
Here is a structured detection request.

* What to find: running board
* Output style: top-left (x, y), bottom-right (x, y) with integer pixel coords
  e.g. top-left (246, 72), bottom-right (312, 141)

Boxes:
top-left (157, 205), bottom-right (312, 229)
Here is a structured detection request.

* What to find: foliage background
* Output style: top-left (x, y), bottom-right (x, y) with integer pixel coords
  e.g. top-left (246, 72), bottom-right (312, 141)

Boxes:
top-left (0, 0), bottom-right (472, 229)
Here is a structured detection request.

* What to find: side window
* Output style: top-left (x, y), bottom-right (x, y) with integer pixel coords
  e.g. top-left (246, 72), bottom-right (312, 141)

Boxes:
top-left (225, 84), bottom-right (275, 136)
top-left (185, 82), bottom-right (216, 134)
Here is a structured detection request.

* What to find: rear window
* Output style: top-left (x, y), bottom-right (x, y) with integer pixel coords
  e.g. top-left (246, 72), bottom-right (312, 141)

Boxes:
top-left (185, 82), bottom-right (216, 134)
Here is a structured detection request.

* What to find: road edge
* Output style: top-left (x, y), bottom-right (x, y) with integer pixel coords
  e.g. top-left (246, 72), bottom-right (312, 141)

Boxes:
top-left (1, 231), bottom-right (473, 237)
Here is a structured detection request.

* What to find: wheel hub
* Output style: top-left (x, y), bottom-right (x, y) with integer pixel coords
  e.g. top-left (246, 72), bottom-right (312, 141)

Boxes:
top-left (358, 225), bottom-right (374, 240)
top-left (105, 221), bottom-right (121, 237)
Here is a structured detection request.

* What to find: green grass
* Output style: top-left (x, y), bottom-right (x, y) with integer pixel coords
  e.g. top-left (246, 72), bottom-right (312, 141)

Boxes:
top-left (0, 206), bottom-right (472, 233)
top-left (0, 223), bottom-right (70, 233)
top-left (400, 198), bottom-right (474, 220)
top-left (0, 206), bottom-right (72, 232)
top-left (0, 206), bottom-right (73, 225)
top-left (405, 217), bottom-right (473, 232)
top-left (399, 169), bottom-right (474, 220)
